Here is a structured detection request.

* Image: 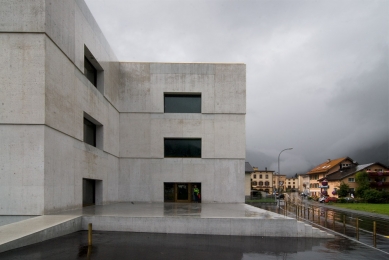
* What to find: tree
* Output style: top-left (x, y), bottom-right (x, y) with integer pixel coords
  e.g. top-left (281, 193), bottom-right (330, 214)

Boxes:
top-left (337, 182), bottom-right (349, 197)
top-left (355, 171), bottom-right (370, 198)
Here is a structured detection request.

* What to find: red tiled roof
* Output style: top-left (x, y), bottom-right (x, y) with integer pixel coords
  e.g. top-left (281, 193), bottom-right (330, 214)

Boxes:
top-left (307, 157), bottom-right (348, 174)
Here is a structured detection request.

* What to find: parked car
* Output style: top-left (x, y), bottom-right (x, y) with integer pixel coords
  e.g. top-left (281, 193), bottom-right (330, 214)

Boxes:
top-left (325, 197), bottom-right (338, 203)
top-left (319, 196), bottom-right (327, 203)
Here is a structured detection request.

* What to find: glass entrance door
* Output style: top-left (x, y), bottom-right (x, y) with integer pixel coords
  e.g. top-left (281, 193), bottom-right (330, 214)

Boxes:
top-left (176, 183), bottom-right (189, 202)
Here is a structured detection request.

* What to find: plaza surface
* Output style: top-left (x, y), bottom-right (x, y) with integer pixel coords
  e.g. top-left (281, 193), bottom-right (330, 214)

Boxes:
top-left (0, 203), bottom-right (333, 253)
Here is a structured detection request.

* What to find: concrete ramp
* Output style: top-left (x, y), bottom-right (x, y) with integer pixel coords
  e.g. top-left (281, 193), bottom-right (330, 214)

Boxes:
top-left (0, 215), bottom-right (82, 253)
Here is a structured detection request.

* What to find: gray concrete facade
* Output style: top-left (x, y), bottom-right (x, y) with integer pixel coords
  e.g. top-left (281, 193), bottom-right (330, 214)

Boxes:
top-left (0, 0), bottom-right (246, 215)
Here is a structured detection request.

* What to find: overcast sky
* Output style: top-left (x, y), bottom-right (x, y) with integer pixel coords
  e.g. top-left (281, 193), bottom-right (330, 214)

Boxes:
top-left (84, 0), bottom-right (388, 176)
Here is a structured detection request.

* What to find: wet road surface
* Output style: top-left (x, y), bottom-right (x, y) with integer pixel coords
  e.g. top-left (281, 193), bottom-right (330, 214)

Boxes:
top-left (0, 230), bottom-right (388, 260)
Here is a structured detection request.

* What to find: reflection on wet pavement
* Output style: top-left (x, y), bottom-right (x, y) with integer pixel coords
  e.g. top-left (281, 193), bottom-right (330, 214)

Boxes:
top-left (1, 231), bottom-right (388, 260)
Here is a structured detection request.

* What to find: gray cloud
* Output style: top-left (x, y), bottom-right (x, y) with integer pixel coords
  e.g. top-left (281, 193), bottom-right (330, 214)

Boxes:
top-left (85, 0), bottom-right (389, 175)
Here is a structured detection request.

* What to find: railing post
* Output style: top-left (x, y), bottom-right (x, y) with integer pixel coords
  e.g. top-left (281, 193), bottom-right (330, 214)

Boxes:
top-left (325, 210), bottom-right (327, 227)
top-left (373, 221), bottom-right (376, 247)
top-left (356, 218), bottom-right (359, 241)
top-left (343, 215), bottom-right (346, 234)
top-left (88, 223), bottom-right (93, 246)
top-left (312, 207), bottom-right (314, 221)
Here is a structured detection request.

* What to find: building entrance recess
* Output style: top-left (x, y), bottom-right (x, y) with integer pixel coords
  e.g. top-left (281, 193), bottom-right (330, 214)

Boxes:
top-left (164, 183), bottom-right (201, 203)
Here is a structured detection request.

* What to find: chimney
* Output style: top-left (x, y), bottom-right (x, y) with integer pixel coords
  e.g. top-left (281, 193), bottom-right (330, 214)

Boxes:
top-left (327, 159), bottom-right (331, 163)
top-left (265, 167), bottom-right (267, 172)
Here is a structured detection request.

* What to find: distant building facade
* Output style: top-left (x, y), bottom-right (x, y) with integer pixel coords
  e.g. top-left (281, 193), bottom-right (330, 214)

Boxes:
top-left (251, 167), bottom-right (274, 194)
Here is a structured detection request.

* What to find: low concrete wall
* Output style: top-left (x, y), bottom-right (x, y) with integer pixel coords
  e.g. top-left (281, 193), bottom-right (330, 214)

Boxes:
top-left (83, 216), bottom-right (298, 237)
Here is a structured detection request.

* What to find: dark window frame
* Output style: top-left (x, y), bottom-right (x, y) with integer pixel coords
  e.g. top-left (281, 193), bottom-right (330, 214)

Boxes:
top-left (84, 56), bottom-right (97, 87)
top-left (84, 118), bottom-right (96, 147)
top-left (164, 93), bottom-right (201, 113)
top-left (164, 138), bottom-right (201, 158)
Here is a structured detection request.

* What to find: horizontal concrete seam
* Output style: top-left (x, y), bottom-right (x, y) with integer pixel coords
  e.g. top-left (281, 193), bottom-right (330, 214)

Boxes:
top-left (3, 124), bottom-right (120, 159)
top-left (118, 157), bottom-right (245, 160)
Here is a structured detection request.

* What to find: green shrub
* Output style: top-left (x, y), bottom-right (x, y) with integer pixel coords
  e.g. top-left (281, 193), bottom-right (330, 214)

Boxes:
top-left (337, 198), bottom-right (346, 203)
top-left (363, 189), bottom-right (383, 203)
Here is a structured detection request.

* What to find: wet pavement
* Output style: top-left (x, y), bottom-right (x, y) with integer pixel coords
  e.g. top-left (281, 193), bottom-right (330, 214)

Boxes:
top-left (0, 230), bottom-right (388, 260)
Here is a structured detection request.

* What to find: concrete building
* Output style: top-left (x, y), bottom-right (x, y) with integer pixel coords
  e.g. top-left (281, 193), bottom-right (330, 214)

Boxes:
top-left (298, 174), bottom-right (310, 194)
top-left (273, 174), bottom-right (286, 193)
top-left (285, 176), bottom-right (298, 191)
top-left (0, 0), bottom-right (246, 215)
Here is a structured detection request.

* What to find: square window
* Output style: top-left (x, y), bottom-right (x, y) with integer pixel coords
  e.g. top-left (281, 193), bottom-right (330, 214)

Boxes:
top-left (164, 138), bottom-right (201, 158)
top-left (164, 93), bottom-right (201, 113)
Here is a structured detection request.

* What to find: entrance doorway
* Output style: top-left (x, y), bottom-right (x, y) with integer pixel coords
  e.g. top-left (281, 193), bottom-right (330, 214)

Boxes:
top-left (82, 178), bottom-right (103, 207)
top-left (164, 183), bottom-right (201, 203)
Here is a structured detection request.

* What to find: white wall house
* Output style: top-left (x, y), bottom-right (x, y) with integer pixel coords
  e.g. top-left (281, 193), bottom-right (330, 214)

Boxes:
top-left (0, 0), bottom-right (246, 215)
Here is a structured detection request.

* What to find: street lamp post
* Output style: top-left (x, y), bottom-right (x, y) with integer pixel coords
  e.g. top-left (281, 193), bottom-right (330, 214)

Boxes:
top-left (278, 148), bottom-right (293, 194)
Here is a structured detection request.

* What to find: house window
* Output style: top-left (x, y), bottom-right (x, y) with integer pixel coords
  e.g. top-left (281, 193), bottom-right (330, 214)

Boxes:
top-left (164, 93), bottom-right (201, 113)
top-left (265, 175), bottom-right (268, 179)
top-left (83, 114), bottom-right (103, 149)
top-left (253, 174), bottom-right (256, 179)
top-left (84, 45), bottom-right (104, 93)
top-left (259, 181), bottom-right (263, 186)
top-left (259, 175), bottom-right (262, 178)
top-left (348, 178), bottom-right (355, 182)
top-left (164, 138), bottom-right (201, 158)
top-left (252, 181), bottom-right (257, 186)
top-left (265, 181), bottom-right (269, 186)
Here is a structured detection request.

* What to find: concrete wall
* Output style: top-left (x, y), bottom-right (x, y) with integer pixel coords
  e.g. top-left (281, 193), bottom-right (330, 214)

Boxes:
top-left (0, 126), bottom-right (45, 215)
top-left (0, 0), bottom-right (121, 214)
top-left (118, 62), bottom-right (246, 203)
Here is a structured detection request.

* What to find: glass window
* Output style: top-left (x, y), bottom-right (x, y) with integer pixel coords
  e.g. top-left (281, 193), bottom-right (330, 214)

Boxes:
top-left (164, 138), bottom-right (201, 158)
top-left (253, 174), bottom-right (256, 179)
top-left (265, 175), bottom-right (268, 179)
top-left (164, 94), bottom-right (201, 113)
top-left (259, 175), bottom-right (262, 178)
top-left (84, 118), bottom-right (96, 147)
top-left (259, 181), bottom-right (263, 186)
top-left (348, 178), bottom-right (355, 182)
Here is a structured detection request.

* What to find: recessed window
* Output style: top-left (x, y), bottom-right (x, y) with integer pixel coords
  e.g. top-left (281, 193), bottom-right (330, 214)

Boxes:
top-left (164, 93), bottom-right (201, 113)
top-left (83, 113), bottom-right (103, 149)
top-left (253, 174), bottom-right (256, 179)
top-left (348, 178), bottom-right (355, 182)
top-left (84, 45), bottom-right (104, 93)
top-left (84, 57), bottom-right (97, 87)
top-left (84, 118), bottom-right (96, 147)
top-left (164, 138), bottom-right (201, 158)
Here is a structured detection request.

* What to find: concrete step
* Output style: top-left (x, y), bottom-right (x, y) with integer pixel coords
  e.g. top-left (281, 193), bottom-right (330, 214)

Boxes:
top-left (297, 221), bottom-right (334, 238)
